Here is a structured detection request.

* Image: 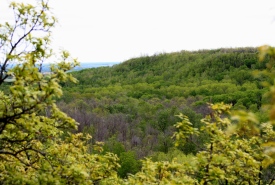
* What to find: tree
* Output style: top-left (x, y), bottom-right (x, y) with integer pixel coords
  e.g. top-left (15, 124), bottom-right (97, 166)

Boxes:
top-left (0, 1), bottom-right (119, 184)
top-left (117, 151), bottom-right (141, 178)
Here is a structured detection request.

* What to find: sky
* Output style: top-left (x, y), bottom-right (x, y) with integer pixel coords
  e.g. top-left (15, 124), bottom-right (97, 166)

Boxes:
top-left (2, 0), bottom-right (275, 63)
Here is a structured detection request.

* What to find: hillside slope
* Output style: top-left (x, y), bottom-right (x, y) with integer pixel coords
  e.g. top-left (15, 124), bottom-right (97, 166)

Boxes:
top-left (59, 47), bottom-right (269, 158)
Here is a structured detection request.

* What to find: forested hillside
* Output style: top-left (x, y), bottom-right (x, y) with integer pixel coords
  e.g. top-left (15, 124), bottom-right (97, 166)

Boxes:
top-left (2, 0), bottom-right (275, 183)
top-left (58, 48), bottom-right (270, 169)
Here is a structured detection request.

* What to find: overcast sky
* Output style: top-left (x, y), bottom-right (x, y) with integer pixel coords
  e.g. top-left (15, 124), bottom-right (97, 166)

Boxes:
top-left (2, 0), bottom-right (275, 63)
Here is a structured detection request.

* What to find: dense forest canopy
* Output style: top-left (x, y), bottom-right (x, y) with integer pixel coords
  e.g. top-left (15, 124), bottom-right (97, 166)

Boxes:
top-left (1, 0), bottom-right (275, 184)
top-left (60, 48), bottom-right (269, 157)
top-left (57, 47), bottom-right (275, 183)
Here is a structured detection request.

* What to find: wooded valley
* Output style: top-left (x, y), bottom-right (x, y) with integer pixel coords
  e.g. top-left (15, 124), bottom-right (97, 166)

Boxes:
top-left (1, 1), bottom-right (275, 183)
top-left (57, 47), bottom-right (273, 179)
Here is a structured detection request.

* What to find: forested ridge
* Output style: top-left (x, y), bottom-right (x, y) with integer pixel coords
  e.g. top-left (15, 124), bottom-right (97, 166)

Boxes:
top-left (63, 47), bottom-right (266, 106)
top-left (57, 48), bottom-right (272, 178)
top-left (2, 0), bottom-right (275, 184)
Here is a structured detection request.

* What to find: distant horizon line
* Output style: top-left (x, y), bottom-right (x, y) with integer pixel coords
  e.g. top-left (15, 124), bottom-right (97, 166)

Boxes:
top-left (80, 61), bottom-right (121, 64)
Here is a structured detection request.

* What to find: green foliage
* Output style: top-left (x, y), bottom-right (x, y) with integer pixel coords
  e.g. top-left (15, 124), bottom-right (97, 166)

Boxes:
top-left (103, 137), bottom-right (141, 178)
top-left (150, 147), bottom-right (194, 163)
top-left (2, 0), bottom-right (275, 184)
top-left (123, 158), bottom-right (197, 184)
top-left (103, 137), bottom-right (126, 156)
top-left (119, 101), bottom-right (275, 184)
top-left (0, 1), bottom-right (119, 184)
top-left (173, 114), bottom-right (199, 147)
top-left (111, 47), bottom-right (275, 184)
top-left (59, 47), bottom-right (268, 157)
top-left (118, 151), bottom-right (141, 178)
